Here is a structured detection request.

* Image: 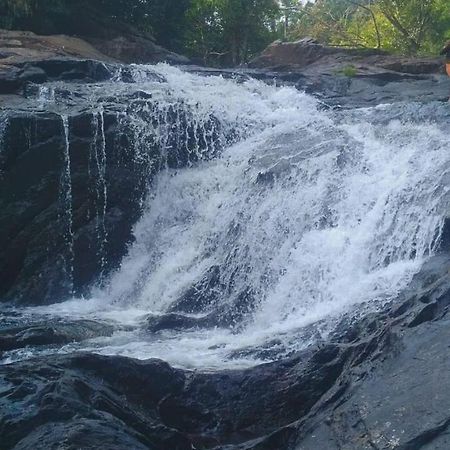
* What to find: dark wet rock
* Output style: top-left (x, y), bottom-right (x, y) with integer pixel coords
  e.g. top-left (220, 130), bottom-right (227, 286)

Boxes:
top-left (0, 59), bottom-right (116, 94)
top-left (0, 354), bottom-right (190, 450)
top-left (3, 257), bottom-right (450, 449)
top-left (170, 265), bottom-right (225, 315)
top-left (0, 110), bottom-right (147, 304)
top-left (27, 58), bottom-right (113, 83)
top-left (294, 72), bottom-right (450, 108)
top-left (17, 65), bottom-right (47, 84)
top-left (0, 319), bottom-right (115, 352)
top-left (0, 93), bottom-right (225, 305)
top-left (167, 264), bottom-right (261, 331)
top-left (0, 65), bottom-right (21, 94)
top-left (147, 294), bottom-right (257, 332)
top-left (12, 419), bottom-right (151, 450)
top-left (0, 345), bottom-right (349, 450)
top-left (146, 313), bottom-right (213, 333)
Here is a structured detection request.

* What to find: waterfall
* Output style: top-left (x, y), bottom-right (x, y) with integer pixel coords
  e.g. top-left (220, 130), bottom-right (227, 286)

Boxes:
top-left (0, 115), bottom-right (8, 181)
top-left (59, 115), bottom-right (74, 295)
top-left (24, 65), bottom-right (450, 369)
top-left (89, 110), bottom-right (109, 279)
top-left (37, 85), bottom-right (55, 108)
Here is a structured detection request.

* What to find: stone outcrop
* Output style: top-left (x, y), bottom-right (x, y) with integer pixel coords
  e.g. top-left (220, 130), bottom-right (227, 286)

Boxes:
top-left (249, 38), bottom-right (444, 75)
top-left (85, 35), bottom-right (190, 65)
top-left (0, 61), bottom-right (224, 305)
top-left (0, 109), bottom-right (151, 304)
top-left (0, 29), bottom-right (189, 70)
top-left (243, 38), bottom-right (450, 108)
top-left (0, 58), bottom-right (114, 94)
top-left (0, 30), bottom-right (113, 67)
top-left (2, 255), bottom-right (450, 449)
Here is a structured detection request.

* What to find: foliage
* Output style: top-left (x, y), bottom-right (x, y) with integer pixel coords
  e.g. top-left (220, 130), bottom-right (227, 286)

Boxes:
top-left (185, 0), bottom-right (279, 65)
top-left (0, 0), bottom-right (448, 64)
top-left (290, 0), bottom-right (450, 55)
top-left (338, 64), bottom-right (358, 76)
top-left (0, 0), bottom-right (190, 50)
top-left (0, 0), bottom-right (279, 64)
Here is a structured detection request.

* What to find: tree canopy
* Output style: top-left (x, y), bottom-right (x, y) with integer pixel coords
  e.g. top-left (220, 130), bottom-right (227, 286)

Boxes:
top-left (0, 0), bottom-right (449, 65)
top-left (290, 0), bottom-right (450, 55)
top-left (185, 0), bottom-right (279, 65)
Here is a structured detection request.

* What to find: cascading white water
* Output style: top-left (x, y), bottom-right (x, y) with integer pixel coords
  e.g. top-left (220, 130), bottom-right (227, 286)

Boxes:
top-left (27, 65), bottom-right (450, 369)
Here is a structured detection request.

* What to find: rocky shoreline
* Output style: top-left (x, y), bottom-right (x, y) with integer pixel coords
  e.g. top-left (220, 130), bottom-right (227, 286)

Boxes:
top-left (2, 253), bottom-right (450, 449)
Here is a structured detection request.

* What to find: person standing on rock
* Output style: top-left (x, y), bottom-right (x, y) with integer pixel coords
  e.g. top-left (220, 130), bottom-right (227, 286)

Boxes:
top-left (441, 41), bottom-right (450, 76)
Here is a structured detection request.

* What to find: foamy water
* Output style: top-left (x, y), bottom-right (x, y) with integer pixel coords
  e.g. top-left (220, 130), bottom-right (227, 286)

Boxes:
top-left (9, 64), bottom-right (450, 369)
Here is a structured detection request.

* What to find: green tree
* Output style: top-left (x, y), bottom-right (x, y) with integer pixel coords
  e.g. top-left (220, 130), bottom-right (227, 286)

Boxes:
top-left (290, 0), bottom-right (450, 55)
top-left (186, 0), bottom-right (280, 66)
top-left (293, 0), bottom-right (371, 47)
top-left (376, 0), bottom-right (435, 53)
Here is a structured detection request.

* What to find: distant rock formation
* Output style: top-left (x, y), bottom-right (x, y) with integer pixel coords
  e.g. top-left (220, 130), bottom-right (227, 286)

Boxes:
top-left (0, 29), bottom-right (189, 69)
top-left (249, 37), bottom-right (443, 76)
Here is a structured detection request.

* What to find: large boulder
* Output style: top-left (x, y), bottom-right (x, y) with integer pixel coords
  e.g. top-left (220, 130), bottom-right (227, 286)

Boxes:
top-left (248, 37), bottom-right (347, 70)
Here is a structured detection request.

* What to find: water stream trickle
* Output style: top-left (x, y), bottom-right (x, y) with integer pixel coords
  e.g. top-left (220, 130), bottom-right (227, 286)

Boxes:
top-left (0, 114), bottom-right (8, 180)
top-left (89, 110), bottom-right (109, 279)
top-left (59, 115), bottom-right (75, 295)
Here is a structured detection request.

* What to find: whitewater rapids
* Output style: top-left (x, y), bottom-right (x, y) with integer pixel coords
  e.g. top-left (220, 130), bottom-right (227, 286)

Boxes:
top-left (15, 64), bottom-right (450, 369)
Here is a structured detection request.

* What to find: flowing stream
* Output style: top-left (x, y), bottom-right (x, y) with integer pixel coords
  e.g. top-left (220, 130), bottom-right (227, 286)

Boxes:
top-left (3, 65), bottom-right (450, 369)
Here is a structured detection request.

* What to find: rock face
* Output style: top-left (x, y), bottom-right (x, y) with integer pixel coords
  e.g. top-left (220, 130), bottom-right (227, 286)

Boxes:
top-left (0, 108), bottom-right (152, 304)
top-left (0, 57), bottom-right (113, 94)
top-left (0, 319), bottom-right (115, 352)
top-left (245, 38), bottom-right (450, 108)
top-left (1, 255), bottom-right (450, 449)
top-left (0, 60), bottom-right (225, 305)
top-left (292, 70), bottom-right (450, 108)
top-left (0, 30), bottom-right (113, 67)
top-left (86, 35), bottom-right (190, 65)
top-left (249, 38), bottom-right (444, 75)
top-left (0, 29), bottom-right (189, 69)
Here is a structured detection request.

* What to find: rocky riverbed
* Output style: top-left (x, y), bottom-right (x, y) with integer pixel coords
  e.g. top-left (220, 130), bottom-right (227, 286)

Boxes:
top-left (2, 254), bottom-right (450, 449)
